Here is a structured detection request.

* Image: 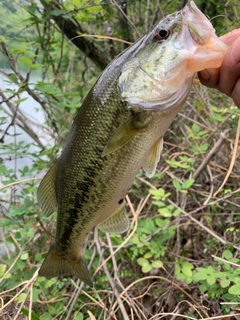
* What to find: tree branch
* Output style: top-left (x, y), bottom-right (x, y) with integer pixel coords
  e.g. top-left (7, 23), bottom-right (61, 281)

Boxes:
top-left (0, 91), bottom-right (45, 148)
top-left (40, 0), bottom-right (111, 71)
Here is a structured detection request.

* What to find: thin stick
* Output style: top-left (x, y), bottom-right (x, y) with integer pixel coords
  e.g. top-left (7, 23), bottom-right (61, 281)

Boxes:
top-left (93, 194), bottom-right (144, 276)
top-left (214, 117), bottom-right (240, 196)
top-left (149, 313), bottom-right (240, 320)
top-left (192, 130), bottom-right (228, 181)
top-left (94, 229), bottom-right (127, 320)
top-left (212, 255), bottom-right (240, 268)
top-left (0, 177), bottom-right (42, 191)
top-left (71, 34), bottom-right (132, 45)
top-left (112, 275), bottom-right (208, 318)
top-left (167, 199), bottom-right (240, 251)
top-left (0, 268), bottom-right (39, 312)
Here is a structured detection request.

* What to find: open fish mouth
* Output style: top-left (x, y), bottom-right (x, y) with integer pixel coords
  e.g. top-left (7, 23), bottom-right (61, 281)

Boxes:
top-left (182, 1), bottom-right (228, 53)
top-left (118, 0), bottom-right (228, 112)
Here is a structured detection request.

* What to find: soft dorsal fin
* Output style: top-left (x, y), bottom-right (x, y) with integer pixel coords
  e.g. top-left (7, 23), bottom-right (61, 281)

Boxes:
top-left (98, 204), bottom-right (129, 234)
top-left (102, 116), bottom-right (142, 156)
top-left (37, 159), bottom-right (59, 216)
top-left (143, 137), bottom-right (163, 178)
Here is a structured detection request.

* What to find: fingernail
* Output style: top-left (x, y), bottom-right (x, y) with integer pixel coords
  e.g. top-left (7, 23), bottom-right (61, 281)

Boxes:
top-left (200, 69), bottom-right (211, 80)
top-left (230, 37), bottom-right (240, 63)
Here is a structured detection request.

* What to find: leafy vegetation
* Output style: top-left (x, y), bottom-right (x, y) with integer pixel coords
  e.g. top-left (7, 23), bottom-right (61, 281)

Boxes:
top-left (0, 0), bottom-right (240, 319)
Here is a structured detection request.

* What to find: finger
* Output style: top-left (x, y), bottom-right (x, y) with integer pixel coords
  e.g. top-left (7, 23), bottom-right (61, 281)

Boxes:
top-left (198, 30), bottom-right (240, 87)
top-left (198, 68), bottom-right (220, 88)
top-left (198, 36), bottom-right (240, 93)
top-left (232, 78), bottom-right (240, 108)
top-left (217, 37), bottom-right (240, 96)
top-left (220, 29), bottom-right (240, 46)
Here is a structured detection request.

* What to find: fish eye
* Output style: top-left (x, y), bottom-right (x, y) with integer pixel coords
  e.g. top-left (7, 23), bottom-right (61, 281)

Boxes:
top-left (155, 29), bottom-right (170, 40)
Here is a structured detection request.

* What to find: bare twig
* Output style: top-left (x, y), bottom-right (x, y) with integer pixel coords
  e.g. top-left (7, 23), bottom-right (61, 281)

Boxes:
top-left (192, 130), bottom-right (228, 181)
top-left (167, 199), bottom-right (240, 251)
top-left (94, 229), bottom-right (127, 320)
top-left (214, 117), bottom-right (240, 196)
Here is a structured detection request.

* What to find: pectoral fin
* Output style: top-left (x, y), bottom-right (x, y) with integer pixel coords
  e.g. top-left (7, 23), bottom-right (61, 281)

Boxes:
top-left (98, 204), bottom-right (129, 234)
top-left (102, 116), bottom-right (141, 156)
top-left (37, 159), bottom-right (59, 216)
top-left (143, 138), bottom-right (163, 178)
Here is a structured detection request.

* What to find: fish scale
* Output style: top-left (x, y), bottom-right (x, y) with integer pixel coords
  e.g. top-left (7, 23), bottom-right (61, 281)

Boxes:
top-left (37, 1), bottom-right (228, 286)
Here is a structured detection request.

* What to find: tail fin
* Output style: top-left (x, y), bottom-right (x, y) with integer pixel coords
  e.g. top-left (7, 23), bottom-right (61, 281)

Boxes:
top-left (38, 245), bottom-right (93, 287)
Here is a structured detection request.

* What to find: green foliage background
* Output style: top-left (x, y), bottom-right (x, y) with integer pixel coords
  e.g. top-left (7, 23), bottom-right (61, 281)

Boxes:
top-left (0, 0), bottom-right (240, 319)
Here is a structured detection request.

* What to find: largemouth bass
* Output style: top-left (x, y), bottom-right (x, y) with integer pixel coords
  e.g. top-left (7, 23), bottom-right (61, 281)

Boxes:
top-left (37, 1), bottom-right (227, 286)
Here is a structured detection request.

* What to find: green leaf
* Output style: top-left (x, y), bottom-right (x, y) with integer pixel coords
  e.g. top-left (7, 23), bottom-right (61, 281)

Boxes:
top-left (152, 200), bottom-right (165, 207)
top-left (179, 189), bottom-right (188, 194)
top-left (152, 189), bottom-right (171, 200)
top-left (142, 263), bottom-right (152, 273)
top-left (74, 313), bottom-right (84, 320)
top-left (50, 9), bottom-right (67, 16)
top-left (137, 258), bottom-right (148, 267)
top-left (40, 313), bottom-right (52, 320)
top-left (13, 97), bottom-right (28, 104)
top-left (33, 288), bottom-right (41, 302)
top-left (199, 284), bottom-right (208, 293)
top-left (151, 260), bottom-right (163, 269)
top-left (45, 278), bottom-right (57, 288)
top-left (206, 275), bottom-right (216, 286)
top-left (200, 143), bottom-right (209, 152)
top-left (155, 218), bottom-right (170, 228)
top-left (21, 309), bottom-right (40, 320)
top-left (137, 258), bottom-right (152, 273)
top-left (9, 73), bottom-right (19, 85)
top-left (181, 179), bottom-right (195, 189)
top-left (172, 209), bottom-right (181, 217)
top-left (182, 262), bottom-right (193, 277)
top-left (175, 262), bottom-right (181, 275)
top-left (17, 293), bottom-right (27, 303)
top-left (220, 279), bottom-right (230, 288)
top-left (0, 264), bottom-right (7, 277)
top-left (20, 252), bottom-right (28, 260)
top-left (144, 252), bottom-right (153, 259)
top-left (192, 123), bottom-right (200, 133)
top-left (20, 56), bottom-right (34, 67)
top-left (159, 207), bottom-right (172, 218)
top-left (193, 268), bottom-right (208, 281)
top-left (173, 179), bottom-right (181, 191)
top-left (228, 285), bottom-right (240, 295)
top-left (223, 250), bottom-right (233, 260)
top-left (144, 218), bottom-right (156, 233)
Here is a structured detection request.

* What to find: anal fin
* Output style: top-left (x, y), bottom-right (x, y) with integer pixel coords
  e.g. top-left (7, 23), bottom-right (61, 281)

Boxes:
top-left (143, 137), bottom-right (163, 178)
top-left (98, 204), bottom-right (129, 234)
top-left (37, 159), bottom-right (59, 216)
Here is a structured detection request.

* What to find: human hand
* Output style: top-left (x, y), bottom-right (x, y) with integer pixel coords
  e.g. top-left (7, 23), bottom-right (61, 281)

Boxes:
top-left (198, 29), bottom-right (240, 108)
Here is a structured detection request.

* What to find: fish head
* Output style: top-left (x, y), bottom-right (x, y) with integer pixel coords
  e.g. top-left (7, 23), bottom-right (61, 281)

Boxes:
top-left (119, 0), bottom-right (228, 111)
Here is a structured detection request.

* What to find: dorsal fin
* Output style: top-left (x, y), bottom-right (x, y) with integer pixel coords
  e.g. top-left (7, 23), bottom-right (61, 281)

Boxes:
top-left (37, 159), bottom-right (59, 216)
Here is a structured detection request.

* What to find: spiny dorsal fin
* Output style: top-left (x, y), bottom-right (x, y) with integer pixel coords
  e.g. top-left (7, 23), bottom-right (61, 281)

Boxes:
top-left (37, 159), bottom-right (59, 216)
top-left (143, 137), bottom-right (163, 178)
top-left (98, 204), bottom-right (129, 234)
top-left (102, 117), bottom-right (141, 156)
